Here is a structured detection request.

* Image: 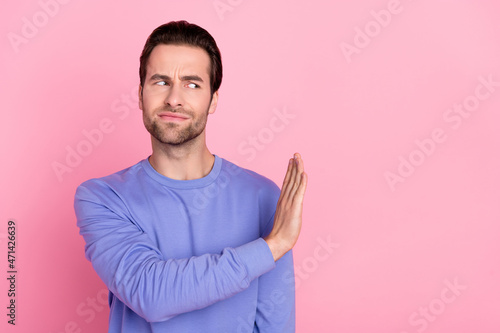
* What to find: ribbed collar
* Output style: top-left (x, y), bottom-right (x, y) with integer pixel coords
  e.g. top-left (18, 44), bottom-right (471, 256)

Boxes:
top-left (140, 155), bottom-right (222, 189)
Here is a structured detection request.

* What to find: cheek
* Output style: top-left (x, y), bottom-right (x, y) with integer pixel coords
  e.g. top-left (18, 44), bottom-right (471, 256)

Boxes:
top-left (141, 93), bottom-right (164, 109)
top-left (193, 94), bottom-right (213, 109)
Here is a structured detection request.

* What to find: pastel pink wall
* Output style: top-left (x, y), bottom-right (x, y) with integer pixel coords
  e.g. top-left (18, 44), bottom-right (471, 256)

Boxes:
top-left (2, 0), bottom-right (499, 332)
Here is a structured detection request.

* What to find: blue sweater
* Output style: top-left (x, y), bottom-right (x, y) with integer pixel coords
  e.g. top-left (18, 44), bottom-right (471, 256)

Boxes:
top-left (74, 155), bottom-right (295, 332)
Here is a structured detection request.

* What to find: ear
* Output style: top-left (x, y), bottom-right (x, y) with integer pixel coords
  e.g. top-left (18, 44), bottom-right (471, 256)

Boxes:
top-left (208, 91), bottom-right (218, 115)
top-left (138, 85), bottom-right (144, 110)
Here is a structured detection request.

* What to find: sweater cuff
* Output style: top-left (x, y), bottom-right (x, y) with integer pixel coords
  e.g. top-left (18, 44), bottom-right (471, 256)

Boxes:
top-left (234, 238), bottom-right (276, 281)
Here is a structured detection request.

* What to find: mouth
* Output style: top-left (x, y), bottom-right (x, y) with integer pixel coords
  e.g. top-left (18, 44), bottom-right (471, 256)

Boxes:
top-left (158, 112), bottom-right (189, 122)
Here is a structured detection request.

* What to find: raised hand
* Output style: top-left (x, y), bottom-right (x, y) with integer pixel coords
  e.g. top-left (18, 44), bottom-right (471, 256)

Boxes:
top-left (264, 153), bottom-right (308, 261)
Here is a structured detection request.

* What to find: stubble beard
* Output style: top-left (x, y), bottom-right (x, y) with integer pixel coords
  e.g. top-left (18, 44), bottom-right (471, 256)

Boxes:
top-left (144, 107), bottom-right (209, 146)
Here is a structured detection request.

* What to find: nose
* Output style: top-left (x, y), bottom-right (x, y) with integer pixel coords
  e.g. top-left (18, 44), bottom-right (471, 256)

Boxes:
top-left (164, 82), bottom-right (183, 107)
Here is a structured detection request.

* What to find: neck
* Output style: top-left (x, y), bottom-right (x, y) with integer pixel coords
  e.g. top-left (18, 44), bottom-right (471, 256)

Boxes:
top-left (149, 134), bottom-right (215, 180)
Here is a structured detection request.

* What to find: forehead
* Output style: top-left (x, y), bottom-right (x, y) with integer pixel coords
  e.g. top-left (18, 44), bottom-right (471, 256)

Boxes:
top-left (147, 44), bottom-right (211, 78)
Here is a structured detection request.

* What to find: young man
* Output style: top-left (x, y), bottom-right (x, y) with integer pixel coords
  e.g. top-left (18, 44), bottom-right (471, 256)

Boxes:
top-left (74, 20), bottom-right (307, 332)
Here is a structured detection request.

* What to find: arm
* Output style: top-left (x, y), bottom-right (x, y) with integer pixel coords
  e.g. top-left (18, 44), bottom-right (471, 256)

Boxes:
top-left (74, 184), bottom-right (276, 323)
top-left (254, 250), bottom-right (295, 332)
top-left (254, 153), bottom-right (307, 331)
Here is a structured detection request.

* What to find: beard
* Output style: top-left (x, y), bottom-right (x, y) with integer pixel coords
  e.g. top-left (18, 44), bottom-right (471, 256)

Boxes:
top-left (143, 106), bottom-right (209, 146)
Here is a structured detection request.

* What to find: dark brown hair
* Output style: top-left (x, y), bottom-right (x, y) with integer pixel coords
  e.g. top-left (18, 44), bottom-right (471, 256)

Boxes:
top-left (139, 20), bottom-right (223, 95)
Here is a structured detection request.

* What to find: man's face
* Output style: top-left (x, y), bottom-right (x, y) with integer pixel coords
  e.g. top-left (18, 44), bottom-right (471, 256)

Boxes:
top-left (139, 44), bottom-right (218, 146)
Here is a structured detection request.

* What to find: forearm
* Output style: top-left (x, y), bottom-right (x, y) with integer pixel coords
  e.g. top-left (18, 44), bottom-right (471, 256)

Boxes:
top-left (254, 249), bottom-right (296, 332)
top-left (105, 238), bottom-right (274, 322)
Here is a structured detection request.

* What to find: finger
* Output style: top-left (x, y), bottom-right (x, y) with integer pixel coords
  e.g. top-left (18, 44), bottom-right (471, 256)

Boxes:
top-left (281, 158), bottom-right (294, 187)
top-left (294, 153), bottom-right (304, 186)
top-left (295, 153), bottom-right (304, 175)
top-left (297, 172), bottom-right (308, 197)
top-left (287, 153), bottom-right (303, 199)
top-left (282, 155), bottom-right (298, 202)
top-left (276, 158), bottom-right (294, 206)
top-left (295, 155), bottom-right (305, 191)
top-left (291, 172), bottom-right (308, 210)
top-left (278, 158), bottom-right (294, 195)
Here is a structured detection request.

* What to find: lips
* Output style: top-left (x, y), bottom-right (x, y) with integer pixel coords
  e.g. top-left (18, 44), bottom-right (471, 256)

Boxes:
top-left (158, 112), bottom-right (189, 122)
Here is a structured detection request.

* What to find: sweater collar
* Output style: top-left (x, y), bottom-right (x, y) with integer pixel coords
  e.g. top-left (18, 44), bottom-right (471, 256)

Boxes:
top-left (141, 155), bottom-right (222, 189)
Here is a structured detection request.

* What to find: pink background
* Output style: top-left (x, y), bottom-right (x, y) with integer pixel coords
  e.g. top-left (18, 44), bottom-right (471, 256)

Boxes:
top-left (2, 0), bottom-right (500, 332)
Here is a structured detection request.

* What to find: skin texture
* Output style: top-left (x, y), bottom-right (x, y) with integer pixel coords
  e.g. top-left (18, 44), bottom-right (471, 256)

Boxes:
top-left (265, 153), bottom-right (307, 261)
top-left (139, 44), bottom-right (217, 181)
top-left (138, 44), bottom-right (307, 261)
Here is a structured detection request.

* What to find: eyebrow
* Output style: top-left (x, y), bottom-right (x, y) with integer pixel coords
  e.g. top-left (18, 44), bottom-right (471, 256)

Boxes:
top-left (149, 73), bottom-right (204, 83)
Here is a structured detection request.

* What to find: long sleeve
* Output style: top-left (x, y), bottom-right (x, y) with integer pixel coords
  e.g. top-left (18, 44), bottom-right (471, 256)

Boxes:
top-left (74, 183), bottom-right (276, 323)
top-left (253, 250), bottom-right (295, 332)
top-left (253, 212), bottom-right (296, 332)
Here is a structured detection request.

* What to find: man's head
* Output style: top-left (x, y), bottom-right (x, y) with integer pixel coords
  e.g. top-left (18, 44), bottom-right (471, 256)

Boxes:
top-left (139, 20), bottom-right (222, 96)
top-left (138, 21), bottom-right (222, 147)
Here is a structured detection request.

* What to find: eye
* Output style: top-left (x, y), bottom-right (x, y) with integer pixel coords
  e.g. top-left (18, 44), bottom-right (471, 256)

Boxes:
top-left (187, 83), bottom-right (199, 89)
top-left (156, 81), bottom-right (167, 86)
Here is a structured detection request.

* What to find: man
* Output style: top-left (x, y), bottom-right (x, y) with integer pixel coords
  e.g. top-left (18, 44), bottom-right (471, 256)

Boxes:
top-left (74, 20), bottom-right (307, 332)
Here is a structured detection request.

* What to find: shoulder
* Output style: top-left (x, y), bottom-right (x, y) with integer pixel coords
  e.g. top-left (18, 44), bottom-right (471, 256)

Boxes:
top-left (219, 157), bottom-right (280, 196)
top-left (75, 160), bottom-right (146, 202)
